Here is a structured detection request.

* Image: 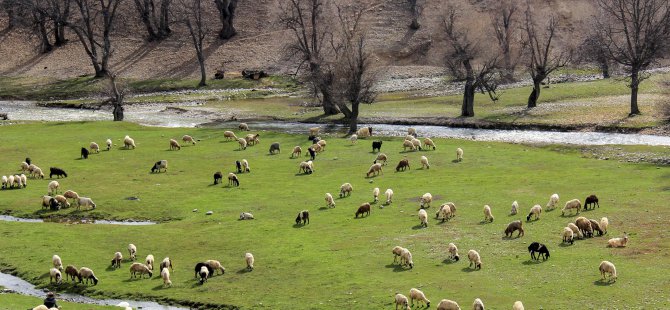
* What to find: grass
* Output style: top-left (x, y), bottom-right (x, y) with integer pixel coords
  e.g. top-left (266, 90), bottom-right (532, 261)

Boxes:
top-left (0, 122), bottom-right (668, 309)
top-left (0, 293), bottom-right (118, 310)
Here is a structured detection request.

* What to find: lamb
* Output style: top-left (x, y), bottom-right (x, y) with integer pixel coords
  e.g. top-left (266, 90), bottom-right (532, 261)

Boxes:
top-left (295, 210), bottom-right (310, 225)
top-left (150, 160), bottom-right (168, 173)
top-left (607, 233), bottom-right (629, 248)
top-left (269, 142), bottom-right (280, 154)
top-left (437, 299), bottom-right (461, 310)
top-left (392, 246), bottom-right (406, 264)
top-left (204, 259), bottom-right (226, 275)
top-left (325, 193), bottom-right (336, 208)
top-left (245, 252), bottom-right (255, 271)
top-left (408, 288), bottom-right (430, 308)
top-left (145, 254), bottom-right (155, 270)
top-left (169, 139), bottom-right (181, 150)
top-left (213, 171), bottom-right (223, 184)
top-left (49, 167), bottom-right (67, 179)
top-left (561, 199), bottom-right (582, 216)
top-left (396, 158), bottom-right (410, 171)
top-left (106, 138), bottom-right (112, 150)
top-left (423, 138), bottom-right (436, 150)
top-left (340, 183), bottom-right (353, 198)
top-left (456, 147), bottom-right (463, 162)
top-left (123, 135), bottom-right (136, 149)
top-left (160, 257), bottom-right (173, 272)
top-left (223, 131), bottom-right (238, 140)
top-left (182, 134), bottom-right (196, 145)
top-left (589, 219), bottom-right (604, 236)
top-left (395, 293), bottom-right (411, 310)
top-left (47, 181), bottom-right (60, 195)
top-left (42, 195), bottom-right (59, 210)
top-left (19, 174), bottom-right (27, 188)
top-left (65, 265), bottom-right (80, 282)
top-left (600, 217), bottom-right (609, 234)
top-left (356, 126), bottom-right (372, 137)
top-left (504, 220), bottom-right (524, 238)
top-left (50, 268), bottom-right (62, 284)
top-left (366, 163), bottom-right (383, 177)
top-left (562, 227), bottom-right (574, 244)
top-left (78, 267), bottom-right (99, 285)
top-left (239, 123), bottom-right (250, 131)
top-left (575, 216), bottom-right (594, 238)
top-left (584, 194), bottom-right (600, 210)
top-left (420, 193), bottom-right (432, 209)
top-left (129, 262), bottom-right (153, 278)
top-left (447, 242), bottom-right (460, 261)
top-left (90, 142), bottom-right (100, 153)
top-left (355, 203), bottom-right (371, 218)
top-left (52, 254), bottom-right (63, 271)
top-left (436, 202), bottom-right (456, 222)
top-left (228, 173), bottom-right (239, 187)
top-left (76, 197), bottom-right (96, 210)
top-left (420, 155), bottom-right (430, 169)
top-left (384, 188), bottom-right (394, 205)
top-left (237, 138), bottom-right (247, 150)
top-left (402, 139), bottom-right (416, 151)
top-left (527, 242), bottom-right (550, 260)
top-left (291, 146), bottom-right (302, 158)
top-left (411, 138), bottom-right (422, 151)
top-left (161, 267), bottom-right (172, 287)
top-left (350, 134), bottom-right (358, 144)
top-left (510, 201), bottom-right (519, 215)
top-left (54, 195), bottom-right (69, 208)
top-left (418, 209), bottom-right (428, 227)
top-left (546, 193), bottom-right (560, 210)
top-left (372, 140), bottom-right (383, 152)
top-left (372, 188), bottom-right (380, 203)
top-left (527, 204), bottom-right (542, 221)
top-left (483, 205), bottom-right (494, 222)
top-left (473, 298), bottom-right (485, 310)
top-left (128, 244), bottom-right (137, 261)
top-left (111, 252), bottom-right (123, 269)
top-left (599, 260), bottom-right (617, 282)
top-left (239, 212), bottom-right (255, 220)
top-left (199, 265), bottom-right (210, 284)
top-left (374, 153), bottom-right (388, 165)
top-left (513, 301), bottom-right (525, 310)
top-left (467, 249), bottom-right (482, 269)
top-left (400, 248), bottom-right (414, 268)
top-left (81, 147), bottom-right (89, 159)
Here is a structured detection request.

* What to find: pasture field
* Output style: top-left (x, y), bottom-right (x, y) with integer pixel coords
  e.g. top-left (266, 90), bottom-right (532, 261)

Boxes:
top-left (0, 122), bottom-right (668, 309)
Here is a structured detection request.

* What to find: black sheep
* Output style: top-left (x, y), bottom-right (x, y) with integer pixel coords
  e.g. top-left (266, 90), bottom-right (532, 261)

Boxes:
top-left (236, 161), bottom-right (243, 173)
top-left (81, 147), bottom-right (89, 159)
top-left (528, 242), bottom-right (550, 261)
top-left (213, 171), bottom-right (223, 185)
top-left (295, 210), bottom-right (309, 225)
top-left (584, 195), bottom-right (600, 210)
top-left (372, 140), bottom-right (382, 153)
top-left (25, 157), bottom-right (31, 165)
top-left (194, 262), bottom-right (213, 278)
top-left (49, 197), bottom-right (60, 211)
top-left (49, 167), bottom-right (67, 179)
top-left (308, 147), bottom-right (316, 161)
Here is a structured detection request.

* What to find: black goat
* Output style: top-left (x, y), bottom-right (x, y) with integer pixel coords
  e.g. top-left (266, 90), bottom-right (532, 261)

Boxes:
top-left (528, 242), bottom-right (550, 261)
top-left (213, 171), bottom-right (223, 185)
top-left (80, 147), bottom-right (89, 159)
top-left (584, 195), bottom-right (600, 210)
top-left (295, 210), bottom-right (309, 225)
top-left (49, 167), bottom-right (67, 178)
top-left (372, 141), bottom-right (383, 153)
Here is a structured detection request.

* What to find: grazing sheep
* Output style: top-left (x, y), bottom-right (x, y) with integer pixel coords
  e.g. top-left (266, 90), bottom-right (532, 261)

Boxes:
top-left (350, 134), bottom-right (358, 144)
top-left (111, 252), bottom-right (123, 269)
top-left (407, 127), bottom-right (417, 136)
top-left (239, 123), bottom-right (250, 131)
top-left (20, 161), bottom-right (30, 173)
top-left (372, 140), bottom-right (383, 152)
top-left (241, 159), bottom-right (250, 173)
top-left (356, 126), bottom-right (372, 137)
top-left (483, 205), bottom-right (494, 222)
top-left (448, 243), bottom-right (460, 261)
top-left (396, 158), bottom-right (410, 171)
top-left (418, 209), bottom-right (428, 227)
top-left (161, 267), bottom-right (172, 287)
top-left (128, 244), bottom-right (137, 261)
top-left (395, 293), bottom-right (411, 310)
top-left (456, 148), bottom-right (463, 162)
top-left (223, 131), bottom-right (238, 140)
top-left (160, 257), bottom-right (173, 272)
top-left (151, 160), bottom-right (168, 173)
top-left (49, 167), bottom-right (67, 179)
top-left (374, 153), bottom-right (388, 165)
top-left (90, 142), bottom-right (99, 153)
top-left (298, 161), bottom-right (313, 174)
top-left (169, 139), bottom-right (181, 150)
top-left (562, 199), bottom-right (582, 216)
top-left (42, 195), bottom-right (59, 211)
top-left (65, 265), bottom-right (80, 282)
top-left (78, 267), bottom-right (98, 285)
top-left (608, 233), bottom-right (629, 248)
top-left (400, 248), bottom-right (414, 268)
top-left (513, 301), bottom-right (525, 310)
top-left (584, 194), bottom-right (600, 210)
top-left (75, 197), bottom-right (96, 210)
top-left (204, 259), bottom-right (226, 275)
top-left (468, 249), bottom-right (482, 269)
top-left (436, 202), bottom-right (456, 222)
top-left (527, 204), bottom-right (542, 221)
top-left (54, 195), bottom-right (69, 208)
top-left (13, 174), bottom-right (22, 188)
top-left (292, 146), bottom-right (302, 158)
top-left (599, 260), bottom-right (617, 282)
top-left (145, 254), bottom-right (155, 270)
top-left (420, 156), bottom-right (430, 169)
top-left (575, 217), bottom-right (594, 238)
top-left (366, 163), bottom-right (383, 177)
top-left (511, 201), bottom-right (519, 215)
top-left (589, 219), bottom-right (604, 236)
top-left (52, 254), bottom-right (63, 271)
top-left (527, 242), bottom-right (550, 260)
top-left (295, 210), bottom-right (310, 225)
top-left (307, 147), bottom-right (316, 160)
top-left (355, 203), bottom-right (371, 218)
top-left (237, 138), bottom-right (248, 150)
top-left (402, 139), bottom-right (416, 151)
top-left (106, 138), bottom-right (112, 150)
top-left (213, 171), bottom-right (223, 185)
top-left (245, 253), bottom-right (255, 271)
top-left (19, 174), bottom-right (27, 188)
top-left (81, 147), bottom-right (89, 159)
top-left (437, 299), bottom-right (461, 310)
top-left (309, 143), bottom-right (322, 153)
top-left (473, 298), bottom-right (485, 310)
top-left (1, 175), bottom-right (7, 189)
top-left (411, 138), bottom-right (422, 151)
top-left (245, 133), bottom-right (260, 146)
top-left (600, 217), bottom-right (609, 234)
top-left (423, 138), bottom-right (436, 150)
top-left (47, 180), bottom-right (60, 195)
top-left (239, 212), bottom-right (255, 220)
top-left (130, 263), bottom-right (152, 278)
top-left (321, 193), bottom-right (335, 208)
top-left (420, 193), bottom-right (432, 209)
top-left (199, 265), bottom-right (210, 284)
top-left (123, 135), bottom-right (136, 149)
top-left (182, 134), bottom-right (196, 145)
top-left (546, 193), bottom-right (560, 210)
top-left (562, 227), bottom-right (574, 244)
top-left (505, 220), bottom-right (524, 238)
top-left (32, 166), bottom-right (45, 179)
top-left (340, 183), bottom-right (353, 198)
top-left (408, 288), bottom-right (430, 308)
top-left (236, 160), bottom-right (243, 173)
top-left (269, 142), bottom-right (281, 154)
top-left (568, 222), bottom-right (584, 239)
top-left (317, 139), bottom-right (327, 151)
top-left (63, 190), bottom-right (78, 201)
top-left (50, 268), bottom-right (62, 284)
top-left (228, 173), bottom-right (239, 187)
top-left (194, 262), bottom-right (213, 279)
top-left (309, 127), bottom-right (320, 136)
top-left (384, 188), bottom-right (393, 205)
top-left (372, 188), bottom-right (380, 203)
top-left (392, 246), bottom-right (405, 264)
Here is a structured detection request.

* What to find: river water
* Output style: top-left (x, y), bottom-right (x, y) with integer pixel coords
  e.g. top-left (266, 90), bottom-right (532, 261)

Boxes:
top-left (0, 215), bottom-right (156, 225)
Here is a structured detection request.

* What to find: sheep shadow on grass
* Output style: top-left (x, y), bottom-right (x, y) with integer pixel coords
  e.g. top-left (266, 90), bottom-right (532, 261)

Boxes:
top-left (292, 223), bottom-right (309, 228)
top-left (151, 283), bottom-right (168, 291)
top-left (384, 263), bottom-right (411, 272)
top-left (461, 267), bottom-right (478, 272)
top-left (558, 242), bottom-right (574, 247)
top-left (442, 259), bottom-right (458, 265)
top-left (411, 224), bottom-right (427, 230)
top-left (451, 159), bottom-right (460, 163)
top-left (236, 268), bottom-right (253, 274)
top-left (501, 235), bottom-right (522, 240)
top-left (593, 279), bottom-right (616, 286)
top-left (522, 259), bottom-right (546, 265)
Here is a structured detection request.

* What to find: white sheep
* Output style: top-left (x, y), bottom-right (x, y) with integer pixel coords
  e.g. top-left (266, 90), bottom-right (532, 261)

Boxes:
top-left (54, 195), bottom-right (69, 208)
top-left (513, 301), bottom-right (525, 310)
top-left (161, 267), bottom-right (172, 287)
top-left (182, 134), bottom-right (196, 145)
top-left (32, 166), bottom-right (45, 179)
top-left (546, 193), bottom-right (560, 210)
top-left (423, 138), bottom-right (436, 150)
top-left (317, 139), bottom-right (326, 150)
top-left (356, 126), bottom-right (372, 137)
top-left (404, 134), bottom-right (415, 141)
top-left (160, 257), bottom-right (173, 272)
top-left (403, 139), bottom-right (416, 151)
top-left (239, 123), bottom-right (249, 131)
top-left (407, 127), bottom-right (417, 136)
top-left (237, 137), bottom-right (247, 150)
top-left (436, 202), bottom-right (456, 222)
top-left (366, 163), bottom-right (383, 177)
top-left (392, 246), bottom-right (405, 264)
top-left (199, 265), bottom-right (209, 284)
top-left (325, 193), bottom-right (335, 208)
top-left (78, 267), bottom-right (99, 285)
top-left (309, 127), bottom-right (320, 136)
top-left (205, 259), bottom-right (226, 275)
top-left (245, 252), bottom-right (254, 271)
top-left (47, 181), bottom-right (59, 195)
top-left (145, 254), bottom-right (155, 270)
top-left (420, 193), bottom-right (432, 208)
top-left (447, 242), bottom-right (459, 261)
top-left (50, 267), bottom-right (62, 284)
top-left (340, 183), bottom-right (353, 198)
top-left (63, 190), bottom-right (79, 202)
top-left (124, 135), bottom-right (136, 149)
top-left (169, 139), bottom-right (181, 150)
top-left (106, 138), bottom-right (112, 150)
top-left (567, 222), bottom-right (584, 239)
top-left (375, 153), bottom-right (388, 165)
top-left (418, 209), bottom-right (428, 227)
top-left (241, 159), bottom-right (250, 173)
top-left (90, 142), bottom-right (100, 153)
top-left (52, 254), bottom-right (63, 271)
top-left (395, 293), bottom-right (411, 310)
top-left (299, 161), bottom-right (313, 174)
top-left (128, 244), bottom-right (137, 261)
top-left (409, 288), bottom-right (430, 308)
top-left (456, 147), bottom-right (463, 162)
top-left (483, 205), bottom-right (494, 222)
top-left (292, 146), bottom-right (302, 158)
top-left (400, 248), bottom-right (414, 268)
top-left (527, 204), bottom-right (542, 221)
top-left (599, 260), bottom-right (617, 282)
top-left (20, 174), bottom-right (27, 188)
top-left (1, 175), bottom-right (7, 189)
top-left (467, 249), bottom-right (482, 269)
top-left (420, 155), bottom-right (430, 169)
top-left (436, 299), bottom-right (461, 310)
top-left (384, 188), bottom-right (394, 205)
top-left (111, 251), bottom-right (123, 269)
top-left (129, 262), bottom-right (152, 278)
top-left (607, 233), bottom-right (629, 248)
top-left (510, 201), bottom-right (519, 215)
top-left (562, 227), bottom-right (574, 244)
top-left (14, 175), bottom-right (22, 188)
top-left (350, 134), bottom-right (358, 144)
top-left (473, 298), bottom-right (485, 310)
top-left (239, 212), bottom-right (255, 220)
top-left (600, 217), bottom-right (609, 234)
top-left (411, 138), bottom-right (422, 150)
top-left (20, 161), bottom-right (30, 172)
top-left (76, 197), bottom-right (96, 210)
top-left (223, 131), bottom-right (238, 140)
top-left (372, 188), bottom-right (380, 203)
top-left (561, 199), bottom-right (582, 216)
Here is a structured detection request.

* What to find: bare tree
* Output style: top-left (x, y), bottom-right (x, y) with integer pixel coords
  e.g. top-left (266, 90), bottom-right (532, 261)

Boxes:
top-left (491, 0), bottom-right (519, 82)
top-left (16, 0), bottom-right (70, 52)
top-left (522, 4), bottom-right (570, 108)
top-left (213, 0), bottom-right (237, 40)
top-left (596, 0), bottom-right (670, 116)
top-left (577, 30), bottom-right (611, 78)
top-left (67, 0), bottom-right (124, 78)
top-left (48, 0), bottom-right (71, 46)
top-left (406, 0), bottom-right (422, 30)
top-left (106, 73), bottom-right (125, 121)
top-left (442, 6), bottom-right (499, 117)
top-left (175, 0), bottom-right (207, 86)
top-left (280, 0), bottom-right (339, 115)
top-left (134, 0), bottom-right (172, 41)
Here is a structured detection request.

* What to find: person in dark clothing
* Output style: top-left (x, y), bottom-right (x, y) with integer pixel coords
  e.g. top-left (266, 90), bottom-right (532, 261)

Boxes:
top-left (43, 291), bottom-right (60, 309)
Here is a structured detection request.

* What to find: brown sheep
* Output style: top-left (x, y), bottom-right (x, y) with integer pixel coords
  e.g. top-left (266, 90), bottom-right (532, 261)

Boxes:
top-left (504, 220), bottom-right (524, 238)
top-left (396, 159), bottom-right (410, 172)
top-left (355, 203), bottom-right (371, 218)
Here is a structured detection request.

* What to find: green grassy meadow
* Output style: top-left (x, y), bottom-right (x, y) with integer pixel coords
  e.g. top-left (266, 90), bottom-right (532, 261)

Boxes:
top-left (0, 122), bottom-right (668, 309)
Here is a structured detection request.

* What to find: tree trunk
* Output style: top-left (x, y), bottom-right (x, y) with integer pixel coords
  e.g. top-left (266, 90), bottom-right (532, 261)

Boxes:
top-left (158, 0), bottom-right (171, 37)
top-left (197, 51), bottom-right (206, 87)
top-left (410, 18), bottom-right (420, 30)
top-left (215, 0), bottom-right (237, 40)
top-left (113, 103), bottom-right (124, 121)
top-left (461, 81), bottom-right (475, 117)
top-left (54, 21), bottom-right (67, 46)
top-left (37, 17), bottom-right (53, 53)
top-left (321, 90), bottom-right (339, 115)
top-left (629, 70), bottom-right (640, 116)
top-left (600, 61), bottom-right (610, 79)
top-left (527, 79), bottom-right (541, 108)
top-left (348, 103), bottom-right (359, 134)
